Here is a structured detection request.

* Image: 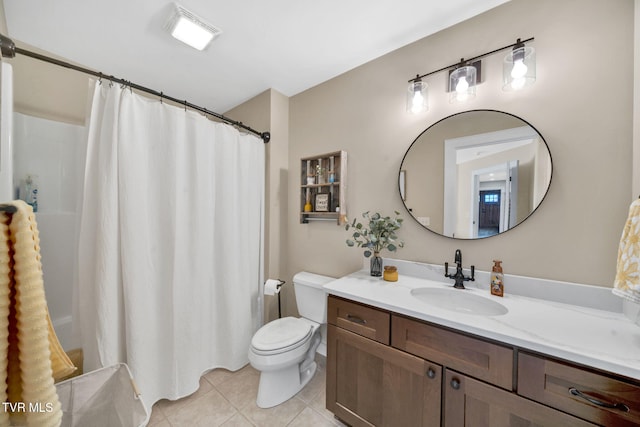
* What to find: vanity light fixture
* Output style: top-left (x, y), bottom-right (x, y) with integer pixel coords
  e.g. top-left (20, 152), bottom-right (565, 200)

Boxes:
top-left (407, 36), bottom-right (534, 112)
top-left (406, 75), bottom-right (429, 114)
top-left (503, 38), bottom-right (536, 91)
top-left (449, 60), bottom-right (478, 103)
top-left (165, 3), bottom-right (222, 51)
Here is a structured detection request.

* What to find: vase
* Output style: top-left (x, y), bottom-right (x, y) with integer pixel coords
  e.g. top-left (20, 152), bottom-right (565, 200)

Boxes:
top-left (370, 252), bottom-right (382, 277)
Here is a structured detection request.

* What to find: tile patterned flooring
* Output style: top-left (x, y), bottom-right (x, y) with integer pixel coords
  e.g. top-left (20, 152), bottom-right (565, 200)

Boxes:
top-left (148, 357), bottom-right (346, 427)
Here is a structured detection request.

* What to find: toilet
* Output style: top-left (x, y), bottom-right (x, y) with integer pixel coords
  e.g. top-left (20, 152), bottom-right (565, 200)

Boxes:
top-left (248, 271), bottom-right (334, 408)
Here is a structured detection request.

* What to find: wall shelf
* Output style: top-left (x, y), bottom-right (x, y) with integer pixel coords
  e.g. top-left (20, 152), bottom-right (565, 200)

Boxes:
top-left (300, 150), bottom-right (347, 225)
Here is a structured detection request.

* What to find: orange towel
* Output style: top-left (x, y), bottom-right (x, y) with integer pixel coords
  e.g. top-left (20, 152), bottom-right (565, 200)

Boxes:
top-left (0, 200), bottom-right (76, 426)
top-left (613, 199), bottom-right (640, 303)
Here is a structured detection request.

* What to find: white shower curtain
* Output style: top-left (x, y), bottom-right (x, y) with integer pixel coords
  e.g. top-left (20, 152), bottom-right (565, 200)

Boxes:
top-left (76, 83), bottom-right (265, 408)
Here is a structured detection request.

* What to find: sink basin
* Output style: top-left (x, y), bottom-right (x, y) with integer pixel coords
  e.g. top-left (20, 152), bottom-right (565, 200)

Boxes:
top-left (410, 287), bottom-right (508, 316)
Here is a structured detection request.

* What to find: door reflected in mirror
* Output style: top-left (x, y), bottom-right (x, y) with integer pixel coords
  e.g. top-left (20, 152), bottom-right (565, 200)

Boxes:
top-left (399, 110), bottom-right (552, 239)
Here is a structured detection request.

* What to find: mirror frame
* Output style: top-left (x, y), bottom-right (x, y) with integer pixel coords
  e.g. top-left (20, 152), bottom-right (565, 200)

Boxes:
top-left (399, 109), bottom-right (553, 239)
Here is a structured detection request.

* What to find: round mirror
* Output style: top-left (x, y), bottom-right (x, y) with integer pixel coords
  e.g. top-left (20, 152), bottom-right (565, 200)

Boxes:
top-left (399, 110), bottom-right (552, 239)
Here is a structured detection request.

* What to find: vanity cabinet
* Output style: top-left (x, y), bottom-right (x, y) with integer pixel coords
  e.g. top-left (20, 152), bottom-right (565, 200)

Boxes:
top-left (326, 295), bottom-right (636, 427)
top-left (299, 150), bottom-right (347, 225)
top-left (326, 296), bottom-right (441, 426)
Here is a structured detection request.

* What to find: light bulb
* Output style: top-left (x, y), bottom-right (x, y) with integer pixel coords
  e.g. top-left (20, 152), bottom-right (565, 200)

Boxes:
top-left (511, 59), bottom-right (528, 79)
top-left (455, 77), bottom-right (469, 94)
top-left (411, 91), bottom-right (424, 114)
top-left (510, 77), bottom-right (526, 90)
top-left (455, 77), bottom-right (469, 101)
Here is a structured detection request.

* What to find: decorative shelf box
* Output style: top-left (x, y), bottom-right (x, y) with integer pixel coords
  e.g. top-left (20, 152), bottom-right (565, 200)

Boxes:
top-left (300, 150), bottom-right (347, 225)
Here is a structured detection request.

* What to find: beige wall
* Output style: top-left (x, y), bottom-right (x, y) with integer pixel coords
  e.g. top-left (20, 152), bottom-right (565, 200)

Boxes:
top-left (226, 89), bottom-right (291, 321)
top-left (287, 0), bottom-right (634, 295)
top-left (0, 0), bottom-right (7, 35)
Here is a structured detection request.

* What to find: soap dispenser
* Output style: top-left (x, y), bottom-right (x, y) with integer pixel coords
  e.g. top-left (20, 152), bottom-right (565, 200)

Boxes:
top-left (490, 260), bottom-right (504, 297)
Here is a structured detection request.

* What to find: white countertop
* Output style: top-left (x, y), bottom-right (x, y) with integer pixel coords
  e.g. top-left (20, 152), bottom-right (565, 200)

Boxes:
top-left (323, 259), bottom-right (640, 381)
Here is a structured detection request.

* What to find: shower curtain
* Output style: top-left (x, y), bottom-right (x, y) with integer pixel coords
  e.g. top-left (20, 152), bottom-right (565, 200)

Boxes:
top-left (76, 83), bottom-right (265, 408)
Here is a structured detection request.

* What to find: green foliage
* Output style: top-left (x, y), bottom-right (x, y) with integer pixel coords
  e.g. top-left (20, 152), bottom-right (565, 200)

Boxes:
top-left (345, 211), bottom-right (404, 258)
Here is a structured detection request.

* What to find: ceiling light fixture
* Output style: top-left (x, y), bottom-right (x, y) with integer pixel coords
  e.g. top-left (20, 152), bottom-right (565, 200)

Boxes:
top-left (165, 3), bottom-right (222, 51)
top-left (407, 37), bottom-right (534, 112)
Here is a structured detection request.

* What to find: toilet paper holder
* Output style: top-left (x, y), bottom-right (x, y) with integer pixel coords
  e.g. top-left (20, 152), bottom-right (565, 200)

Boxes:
top-left (265, 279), bottom-right (285, 318)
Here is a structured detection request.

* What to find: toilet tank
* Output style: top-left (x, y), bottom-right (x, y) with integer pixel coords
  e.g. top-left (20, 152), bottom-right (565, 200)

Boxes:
top-left (293, 271), bottom-right (334, 323)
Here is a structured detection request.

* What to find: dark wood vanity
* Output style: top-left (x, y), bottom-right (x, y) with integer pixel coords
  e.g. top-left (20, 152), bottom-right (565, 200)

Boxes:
top-left (326, 295), bottom-right (640, 427)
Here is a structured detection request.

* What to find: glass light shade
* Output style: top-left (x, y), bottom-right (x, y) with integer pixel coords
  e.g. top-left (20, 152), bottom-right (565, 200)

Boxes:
top-left (406, 79), bottom-right (428, 113)
top-left (449, 65), bottom-right (477, 103)
top-left (503, 46), bottom-right (536, 91)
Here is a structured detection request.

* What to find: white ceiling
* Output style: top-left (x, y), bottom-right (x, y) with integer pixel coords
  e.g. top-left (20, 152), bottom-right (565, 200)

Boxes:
top-left (4, 0), bottom-right (509, 113)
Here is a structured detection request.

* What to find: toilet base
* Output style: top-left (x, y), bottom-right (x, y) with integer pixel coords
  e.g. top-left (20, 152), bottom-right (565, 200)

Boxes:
top-left (256, 360), bottom-right (317, 408)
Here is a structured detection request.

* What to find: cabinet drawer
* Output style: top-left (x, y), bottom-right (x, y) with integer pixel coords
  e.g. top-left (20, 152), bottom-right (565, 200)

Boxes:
top-left (392, 315), bottom-right (513, 390)
top-left (518, 352), bottom-right (640, 427)
top-left (328, 296), bottom-right (390, 345)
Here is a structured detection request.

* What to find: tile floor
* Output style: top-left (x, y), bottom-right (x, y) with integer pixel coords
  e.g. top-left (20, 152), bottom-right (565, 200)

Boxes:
top-left (148, 356), bottom-right (346, 427)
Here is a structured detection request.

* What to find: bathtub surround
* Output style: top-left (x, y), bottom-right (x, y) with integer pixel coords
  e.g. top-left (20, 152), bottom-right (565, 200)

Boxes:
top-left (76, 82), bottom-right (265, 409)
top-left (12, 112), bottom-right (86, 351)
top-left (0, 61), bottom-right (12, 201)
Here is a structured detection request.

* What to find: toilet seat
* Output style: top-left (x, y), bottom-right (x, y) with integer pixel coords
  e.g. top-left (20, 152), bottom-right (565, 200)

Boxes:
top-left (251, 317), bottom-right (313, 356)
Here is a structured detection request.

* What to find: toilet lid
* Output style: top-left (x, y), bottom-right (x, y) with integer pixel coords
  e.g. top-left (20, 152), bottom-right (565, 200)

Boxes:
top-left (251, 317), bottom-right (313, 352)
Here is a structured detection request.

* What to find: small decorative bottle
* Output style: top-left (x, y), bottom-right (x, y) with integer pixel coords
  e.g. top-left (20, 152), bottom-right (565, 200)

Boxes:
top-left (490, 260), bottom-right (504, 297)
top-left (306, 159), bottom-right (315, 185)
top-left (304, 188), bottom-right (312, 212)
top-left (21, 175), bottom-right (38, 212)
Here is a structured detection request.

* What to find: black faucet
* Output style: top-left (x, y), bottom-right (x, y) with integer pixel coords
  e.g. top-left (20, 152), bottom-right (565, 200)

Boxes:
top-left (444, 249), bottom-right (475, 289)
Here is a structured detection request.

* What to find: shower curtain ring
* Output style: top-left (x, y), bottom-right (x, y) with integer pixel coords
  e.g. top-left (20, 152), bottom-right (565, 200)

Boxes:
top-left (160, 92), bottom-right (163, 104)
top-left (98, 72), bottom-right (103, 85)
top-left (184, 100), bottom-right (187, 112)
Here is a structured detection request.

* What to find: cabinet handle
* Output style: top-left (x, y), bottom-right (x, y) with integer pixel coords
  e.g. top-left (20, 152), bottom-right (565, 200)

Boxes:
top-left (450, 378), bottom-right (461, 390)
top-left (346, 314), bottom-right (367, 325)
top-left (427, 368), bottom-right (436, 379)
top-left (569, 388), bottom-right (630, 412)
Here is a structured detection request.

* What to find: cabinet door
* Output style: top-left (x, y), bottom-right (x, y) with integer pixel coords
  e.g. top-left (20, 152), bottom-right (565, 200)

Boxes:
top-left (327, 324), bottom-right (441, 427)
top-left (443, 370), bottom-right (597, 427)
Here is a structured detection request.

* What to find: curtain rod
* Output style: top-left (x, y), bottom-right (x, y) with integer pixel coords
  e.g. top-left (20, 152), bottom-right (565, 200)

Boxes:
top-left (0, 34), bottom-right (271, 143)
